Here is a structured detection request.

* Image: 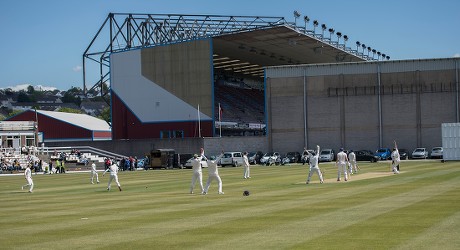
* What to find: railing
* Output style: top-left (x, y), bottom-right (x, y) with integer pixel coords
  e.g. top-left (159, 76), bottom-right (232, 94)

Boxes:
top-left (41, 146), bottom-right (128, 161)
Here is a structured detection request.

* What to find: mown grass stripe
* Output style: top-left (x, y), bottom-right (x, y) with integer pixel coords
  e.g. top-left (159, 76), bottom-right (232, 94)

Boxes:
top-left (201, 174), bottom-right (460, 249)
top-left (1, 161), bottom-right (459, 249)
top-left (394, 210), bottom-right (460, 250)
top-left (10, 166), bottom-right (452, 248)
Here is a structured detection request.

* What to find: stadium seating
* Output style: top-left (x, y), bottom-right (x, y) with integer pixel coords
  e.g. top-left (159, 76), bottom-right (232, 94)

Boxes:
top-left (214, 82), bottom-right (264, 124)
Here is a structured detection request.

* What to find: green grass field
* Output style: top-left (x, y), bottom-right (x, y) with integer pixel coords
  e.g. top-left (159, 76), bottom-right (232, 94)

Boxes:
top-left (1, 160), bottom-right (460, 249)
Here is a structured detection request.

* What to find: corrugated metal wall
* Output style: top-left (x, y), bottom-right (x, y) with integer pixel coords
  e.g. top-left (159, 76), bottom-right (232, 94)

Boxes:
top-left (267, 58), bottom-right (459, 78)
top-left (265, 57), bottom-right (460, 154)
top-left (8, 111), bottom-right (93, 141)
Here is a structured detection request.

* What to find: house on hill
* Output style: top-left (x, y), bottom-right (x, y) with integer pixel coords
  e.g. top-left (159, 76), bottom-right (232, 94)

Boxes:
top-left (11, 102), bottom-right (79, 112)
top-left (80, 101), bottom-right (108, 116)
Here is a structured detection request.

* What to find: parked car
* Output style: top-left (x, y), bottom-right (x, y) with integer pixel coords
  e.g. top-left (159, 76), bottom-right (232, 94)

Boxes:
top-left (184, 156), bottom-right (208, 169)
top-left (283, 152), bottom-right (301, 164)
top-left (220, 152), bottom-right (244, 167)
top-left (398, 149), bottom-right (409, 160)
top-left (247, 151), bottom-right (264, 165)
top-left (374, 148), bottom-right (391, 160)
top-left (319, 149), bottom-right (335, 162)
top-left (411, 148), bottom-right (428, 159)
top-left (430, 147), bottom-right (443, 159)
top-left (260, 152), bottom-right (281, 166)
top-left (177, 153), bottom-right (194, 168)
top-left (355, 150), bottom-right (379, 162)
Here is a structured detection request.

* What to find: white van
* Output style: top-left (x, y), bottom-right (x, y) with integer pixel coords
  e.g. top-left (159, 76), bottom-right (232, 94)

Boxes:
top-left (220, 152), bottom-right (244, 167)
top-left (319, 149), bottom-right (335, 162)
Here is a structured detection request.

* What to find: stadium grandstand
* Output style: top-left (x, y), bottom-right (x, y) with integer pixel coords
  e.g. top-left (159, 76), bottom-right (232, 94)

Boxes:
top-left (83, 13), bottom-right (388, 139)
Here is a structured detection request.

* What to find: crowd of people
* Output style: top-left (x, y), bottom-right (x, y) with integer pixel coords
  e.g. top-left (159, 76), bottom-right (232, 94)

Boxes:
top-left (115, 156), bottom-right (139, 171)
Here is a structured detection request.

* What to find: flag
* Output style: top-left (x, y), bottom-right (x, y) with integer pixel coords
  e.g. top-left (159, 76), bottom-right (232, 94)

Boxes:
top-left (218, 103), bottom-right (223, 137)
top-left (219, 104), bottom-right (223, 120)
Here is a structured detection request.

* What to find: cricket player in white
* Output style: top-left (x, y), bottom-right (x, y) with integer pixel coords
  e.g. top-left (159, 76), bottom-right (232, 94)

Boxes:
top-left (243, 152), bottom-right (250, 179)
top-left (189, 154), bottom-right (204, 194)
top-left (348, 150), bottom-right (358, 174)
top-left (306, 145), bottom-right (323, 184)
top-left (203, 154), bottom-right (224, 195)
top-left (22, 165), bottom-right (34, 192)
top-left (336, 148), bottom-right (349, 181)
top-left (391, 141), bottom-right (400, 174)
top-left (90, 161), bottom-right (99, 184)
top-left (103, 162), bottom-right (122, 191)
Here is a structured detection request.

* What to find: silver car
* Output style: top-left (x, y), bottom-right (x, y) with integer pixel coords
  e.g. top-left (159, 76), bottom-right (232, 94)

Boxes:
top-left (411, 148), bottom-right (428, 159)
top-left (184, 157), bottom-right (208, 169)
top-left (319, 149), bottom-right (335, 162)
top-left (430, 147), bottom-right (443, 159)
top-left (220, 152), bottom-right (244, 167)
top-left (260, 152), bottom-right (281, 166)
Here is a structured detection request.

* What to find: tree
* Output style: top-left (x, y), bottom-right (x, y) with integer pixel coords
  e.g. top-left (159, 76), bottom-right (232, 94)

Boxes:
top-left (5, 88), bottom-right (13, 96)
top-left (7, 110), bottom-right (23, 118)
top-left (27, 85), bottom-right (35, 94)
top-left (17, 91), bottom-right (31, 102)
top-left (101, 82), bottom-right (109, 94)
top-left (61, 90), bottom-right (82, 107)
top-left (57, 107), bottom-right (83, 114)
top-left (66, 86), bottom-right (83, 94)
top-left (97, 106), bottom-right (111, 124)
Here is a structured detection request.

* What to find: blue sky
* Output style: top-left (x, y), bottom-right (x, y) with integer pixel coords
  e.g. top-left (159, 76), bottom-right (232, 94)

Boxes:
top-left (0, 0), bottom-right (459, 91)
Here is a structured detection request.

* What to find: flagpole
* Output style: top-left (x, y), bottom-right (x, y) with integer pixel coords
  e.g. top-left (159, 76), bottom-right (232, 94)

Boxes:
top-left (34, 108), bottom-right (39, 148)
top-left (218, 103), bottom-right (222, 137)
top-left (198, 104), bottom-right (201, 138)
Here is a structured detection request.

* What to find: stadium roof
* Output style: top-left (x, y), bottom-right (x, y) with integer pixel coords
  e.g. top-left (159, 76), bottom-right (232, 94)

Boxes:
top-left (36, 110), bottom-right (110, 131)
top-left (84, 13), bottom-right (388, 93)
top-left (212, 25), bottom-right (364, 78)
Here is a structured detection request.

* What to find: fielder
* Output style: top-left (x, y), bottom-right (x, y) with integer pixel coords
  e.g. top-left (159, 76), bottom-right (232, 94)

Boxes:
top-left (189, 154), bottom-right (204, 194)
top-left (22, 164), bottom-right (34, 193)
top-left (391, 140), bottom-right (401, 174)
top-left (348, 150), bottom-right (358, 174)
top-left (306, 145), bottom-right (323, 184)
top-left (336, 148), bottom-right (349, 181)
top-left (203, 154), bottom-right (224, 195)
top-left (103, 161), bottom-right (122, 191)
top-left (90, 161), bottom-right (99, 184)
top-left (243, 152), bottom-right (250, 179)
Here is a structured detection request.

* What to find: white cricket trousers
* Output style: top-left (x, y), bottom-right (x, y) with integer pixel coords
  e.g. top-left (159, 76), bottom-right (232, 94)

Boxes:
top-left (337, 162), bottom-right (348, 181)
top-left (392, 160), bottom-right (400, 173)
top-left (190, 171), bottom-right (203, 193)
top-left (349, 161), bottom-right (357, 174)
top-left (91, 171), bottom-right (99, 184)
top-left (204, 174), bottom-right (222, 193)
top-left (307, 166), bottom-right (323, 183)
top-left (243, 165), bottom-right (250, 178)
top-left (107, 174), bottom-right (121, 190)
top-left (24, 177), bottom-right (34, 192)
